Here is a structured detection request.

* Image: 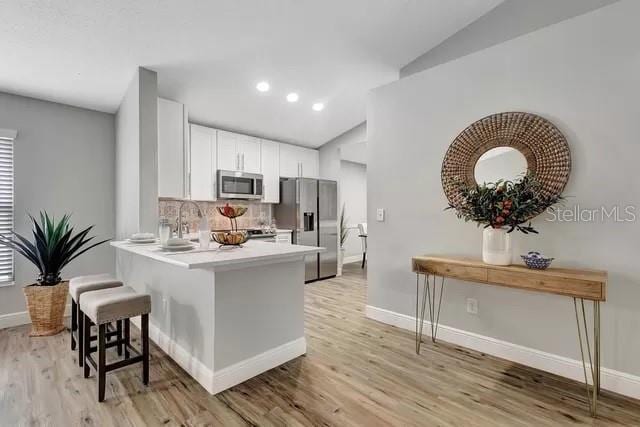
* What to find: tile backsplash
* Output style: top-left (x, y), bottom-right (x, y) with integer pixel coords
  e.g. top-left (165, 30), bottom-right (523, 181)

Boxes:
top-left (159, 199), bottom-right (273, 232)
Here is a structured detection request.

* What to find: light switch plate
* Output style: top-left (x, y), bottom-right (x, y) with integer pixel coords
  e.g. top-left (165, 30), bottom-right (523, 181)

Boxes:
top-left (376, 208), bottom-right (385, 222)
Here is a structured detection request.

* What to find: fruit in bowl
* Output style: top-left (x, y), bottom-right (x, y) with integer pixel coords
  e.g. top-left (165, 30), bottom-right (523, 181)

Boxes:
top-left (211, 230), bottom-right (248, 246)
top-left (521, 251), bottom-right (554, 270)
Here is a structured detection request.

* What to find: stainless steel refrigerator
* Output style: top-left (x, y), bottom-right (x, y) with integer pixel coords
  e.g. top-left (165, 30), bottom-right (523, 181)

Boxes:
top-left (275, 178), bottom-right (338, 282)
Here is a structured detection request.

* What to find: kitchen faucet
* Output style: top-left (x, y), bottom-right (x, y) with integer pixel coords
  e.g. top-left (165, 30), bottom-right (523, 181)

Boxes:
top-left (177, 200), bottom-right (205, 238)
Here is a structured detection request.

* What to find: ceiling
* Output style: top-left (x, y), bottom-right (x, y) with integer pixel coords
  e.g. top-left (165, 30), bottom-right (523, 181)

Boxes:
top-left (1, 0), bottom-right (501, 147)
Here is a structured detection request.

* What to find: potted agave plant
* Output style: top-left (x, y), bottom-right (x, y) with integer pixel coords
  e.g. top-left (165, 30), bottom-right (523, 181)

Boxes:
top-left (447, 174), bottom-right (562, 265)
top-left (0, 212), bottom-right (108, 336)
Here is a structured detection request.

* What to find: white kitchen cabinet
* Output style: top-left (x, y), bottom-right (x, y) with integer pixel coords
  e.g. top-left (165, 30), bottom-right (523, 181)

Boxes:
top-left (238, 136), bottom-right (261, 173)
top-left (299, 147), bottom-right (319, 178)
top-left (217, 131), bottom-right (240, 171)
top-left (260, 139), bottom-right (280, 203)
top-left (279, 143), bottom-right (300, 177)
top-left (217, 131), bottom-right (261, 173)
top-left (190, 125), bottom-right (217, 201)
top-left (157, 98), bottom-right (188, 198)
top-left (279, 143), bottom-right (319, 178)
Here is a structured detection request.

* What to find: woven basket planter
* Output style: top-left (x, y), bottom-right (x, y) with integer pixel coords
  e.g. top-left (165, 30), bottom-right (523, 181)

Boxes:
top-left (23, 281), bottom-right (69, 337)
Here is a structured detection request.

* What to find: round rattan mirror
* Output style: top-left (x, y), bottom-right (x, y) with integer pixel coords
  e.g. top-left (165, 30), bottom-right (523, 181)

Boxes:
top-left (441, 112), bottom-right (571, 212)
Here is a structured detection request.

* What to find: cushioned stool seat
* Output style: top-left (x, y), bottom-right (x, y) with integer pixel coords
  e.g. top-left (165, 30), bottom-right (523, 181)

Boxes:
top-left (80, 286), bottom-right (151, 402)
top-left (69, 274), bottom-right (123, 366)
top-left (69, 274), bottom-right (122, 302)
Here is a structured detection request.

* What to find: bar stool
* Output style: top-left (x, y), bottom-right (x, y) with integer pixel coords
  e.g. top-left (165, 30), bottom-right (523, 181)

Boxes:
top-left (69, 274), bottom-right (123, 366)
top-left (80, 286), bottom-right (151, 402)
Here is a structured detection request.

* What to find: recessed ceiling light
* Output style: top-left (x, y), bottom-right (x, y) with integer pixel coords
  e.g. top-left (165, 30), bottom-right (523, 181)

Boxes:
top-left (256, 81), bottom-right (270, 92)
top-left (312, 102), bottom-right (325, 112)
top-left (286, 93), bottom-right (299, 103)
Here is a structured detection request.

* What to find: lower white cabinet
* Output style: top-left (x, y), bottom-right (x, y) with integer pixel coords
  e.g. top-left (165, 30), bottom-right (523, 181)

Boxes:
top-left (260, 139), bottom-right (280, 203)
top-left (190, 125), bottom-right (217, 201)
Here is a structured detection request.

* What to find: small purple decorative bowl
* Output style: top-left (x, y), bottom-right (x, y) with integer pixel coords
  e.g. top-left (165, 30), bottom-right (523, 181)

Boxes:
top-left (521, 251), bottom-right (554, 270)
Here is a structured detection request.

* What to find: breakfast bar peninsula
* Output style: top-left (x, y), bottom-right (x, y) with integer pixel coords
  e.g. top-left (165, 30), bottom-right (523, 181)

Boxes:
top-left (111, 239), bottom-right (323, 394)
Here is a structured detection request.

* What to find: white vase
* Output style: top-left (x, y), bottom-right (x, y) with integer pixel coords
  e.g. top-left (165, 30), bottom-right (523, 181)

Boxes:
top-left (337, 247), bottom-right (345, 276)
top-left (482, 227), bottom-right (512, 266)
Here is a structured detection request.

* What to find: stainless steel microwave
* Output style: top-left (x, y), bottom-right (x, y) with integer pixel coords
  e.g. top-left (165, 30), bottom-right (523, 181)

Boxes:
top-left (217, 170), bottom-right (263, 200)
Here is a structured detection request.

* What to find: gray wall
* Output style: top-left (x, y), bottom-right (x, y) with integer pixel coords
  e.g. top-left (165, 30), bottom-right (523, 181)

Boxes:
top-left (368, 0), bottom-right (640, 376)
top-left (115, 67), bottom-right (158, 239)
top-left (0, 92), bottom-right (115, 316)
top-left (319, 122), bottom-right (366, 182)
top-left (340, 160), bottom-right (367, 258)
top-left (400, 0), bottom-right (618, 77)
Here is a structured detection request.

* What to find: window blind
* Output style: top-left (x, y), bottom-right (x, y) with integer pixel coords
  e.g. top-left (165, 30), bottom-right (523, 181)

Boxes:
top-left (0, 137), bottom-right (14, 284)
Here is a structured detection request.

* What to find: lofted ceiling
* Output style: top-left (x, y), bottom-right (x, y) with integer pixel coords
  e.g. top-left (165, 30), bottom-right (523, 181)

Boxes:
top-left (1, 0), bottom-right (501, 147)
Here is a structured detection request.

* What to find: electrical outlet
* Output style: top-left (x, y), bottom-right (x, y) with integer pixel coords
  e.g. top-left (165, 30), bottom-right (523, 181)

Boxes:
top-left (466, 298), bottom-right (478, 315)
top-left (376, 208), bottom-right (385, 222)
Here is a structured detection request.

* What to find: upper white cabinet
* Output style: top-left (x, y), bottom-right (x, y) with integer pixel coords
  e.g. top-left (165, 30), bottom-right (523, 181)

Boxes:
top-left (279, 143), bottom-right (319, 178)
top-left (300, 147), bottom-right (319, 178)
top-left (260, 139), bottom-right (280, 203)
top-left (217, 131), bottom-right (261, 174)
top-left (238, 136), bottom-right (261, 173)
top-left (190, 125), bottom-right (217, 201)
top-left (158, 98), bottom-right (188, 199)
top-left (186, 124), bottom-right (321, 203)
top-left (217, 131), bottom-right (239, 171)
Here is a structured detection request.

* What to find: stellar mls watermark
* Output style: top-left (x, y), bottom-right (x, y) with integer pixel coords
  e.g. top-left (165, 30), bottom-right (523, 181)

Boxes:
top-left (546, 204), bottom-right (637, 223)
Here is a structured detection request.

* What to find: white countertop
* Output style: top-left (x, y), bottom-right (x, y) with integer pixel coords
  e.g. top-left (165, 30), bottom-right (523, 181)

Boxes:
top-left (111, 239), bottom-right (323, 270)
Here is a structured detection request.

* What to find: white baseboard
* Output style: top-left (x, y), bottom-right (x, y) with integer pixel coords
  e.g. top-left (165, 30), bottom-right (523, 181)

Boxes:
top-left (343, 255), bottom-right (363, 264)
top-left (131, 316), bottom-right (306, 395)
top-left (211, 337), bottom-right (307, 394)
top-left (130, 317), bottom-right (215, 394)
top-left (0, 304), bottom-right (72, 330)
top-left (366, 305), bottom-right (640, 400)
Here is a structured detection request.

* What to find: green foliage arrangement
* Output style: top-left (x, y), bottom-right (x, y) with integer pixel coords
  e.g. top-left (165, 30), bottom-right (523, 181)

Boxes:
top-left (339, 204), bottom-right (349, 248)
top-left (0, 212), bottom-right (109, 286)
top-left (446, 173), bottom-right (562, 234)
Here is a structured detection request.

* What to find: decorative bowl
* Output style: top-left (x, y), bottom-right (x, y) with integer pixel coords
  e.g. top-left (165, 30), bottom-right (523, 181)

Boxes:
top-left (216, 205), bottom-right (248, 219)
top-left (521, 251), bottom-right (554, 270)
top-left (211, 230), bottom-right (248, 246)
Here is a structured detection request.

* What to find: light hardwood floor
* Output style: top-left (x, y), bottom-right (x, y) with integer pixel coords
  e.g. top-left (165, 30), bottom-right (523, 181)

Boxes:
top-left (1, 263), bottom-right (640, 426)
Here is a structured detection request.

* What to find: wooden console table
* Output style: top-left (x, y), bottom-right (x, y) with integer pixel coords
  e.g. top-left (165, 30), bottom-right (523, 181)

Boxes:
top-left (412, 256), bottom-right (607, 417)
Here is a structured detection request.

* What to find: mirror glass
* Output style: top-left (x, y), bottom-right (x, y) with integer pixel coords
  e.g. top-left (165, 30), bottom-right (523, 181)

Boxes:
top-left (474, 147), bottom-right (528, 184)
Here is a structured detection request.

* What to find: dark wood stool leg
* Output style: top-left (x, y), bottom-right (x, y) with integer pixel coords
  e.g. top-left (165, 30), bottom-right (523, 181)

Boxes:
top-left (142, 314), bottom-right (149, 385)
top-left (124, 318), bottom-right (130, 359)
top-left (361, 252), bottom-right (366, 269)
top-left (71, 299), bottom-right (77, 350)
top-left (98, 324), bottom-right (106, 402)
top-left (78, 302), bottom-right (84, 367)
top-left (83, 314), bottom-right (91, 378)
top-left (116, 320), bottom-right (123, 356)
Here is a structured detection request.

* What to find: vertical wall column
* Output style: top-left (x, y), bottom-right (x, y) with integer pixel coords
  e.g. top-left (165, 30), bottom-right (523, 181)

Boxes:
top-left (115, 67), bottom-right (158, 239)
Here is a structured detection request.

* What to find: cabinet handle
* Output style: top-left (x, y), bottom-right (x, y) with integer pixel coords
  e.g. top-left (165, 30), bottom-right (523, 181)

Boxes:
top-left (212, 178), bottom-right (216, 200)
top-left (236, 153), bottom-right (239, 170)
top-left (187, 172), bottom-right (191, 198)
top-left (242, 153), bottom-right (245, 171)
